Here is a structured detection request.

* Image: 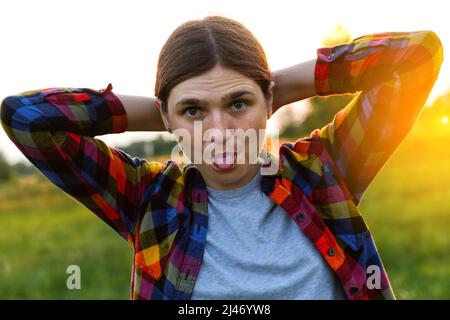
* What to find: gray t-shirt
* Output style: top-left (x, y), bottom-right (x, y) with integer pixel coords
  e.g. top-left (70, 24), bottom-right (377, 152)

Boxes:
top-left (191, 170), bottom-right (347, 300)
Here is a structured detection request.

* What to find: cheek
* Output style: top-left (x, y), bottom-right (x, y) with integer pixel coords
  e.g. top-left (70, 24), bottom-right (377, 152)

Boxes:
top-left (249, 103), bottom-right (269, 126)
top-left (245, 112), bottom-right (267, 133)
top-left (168, 113), bottom-right (186, 129)
top-left (172, 127), bottom-right (195, 158)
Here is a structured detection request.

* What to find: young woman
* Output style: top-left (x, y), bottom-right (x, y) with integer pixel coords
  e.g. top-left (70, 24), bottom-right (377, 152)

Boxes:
top-left (0, 15), bottom-right (443, 300)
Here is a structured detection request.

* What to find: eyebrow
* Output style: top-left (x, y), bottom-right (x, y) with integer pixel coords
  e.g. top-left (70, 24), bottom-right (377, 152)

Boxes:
top-left (175, 90), bottom-right (255, 107)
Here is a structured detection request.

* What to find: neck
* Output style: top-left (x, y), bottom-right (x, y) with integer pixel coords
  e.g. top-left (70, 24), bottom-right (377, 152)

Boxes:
top-left (200, 164), bottom-right (261, 191)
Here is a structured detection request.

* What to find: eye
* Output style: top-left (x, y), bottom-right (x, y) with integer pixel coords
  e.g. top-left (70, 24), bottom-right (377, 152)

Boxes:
top-left (230, 100), bottom-right (248, 112)
top-left (183, 107), bottom-right (202, 118)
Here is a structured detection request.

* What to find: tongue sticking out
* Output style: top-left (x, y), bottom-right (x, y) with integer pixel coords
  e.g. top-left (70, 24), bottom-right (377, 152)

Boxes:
top-left (213, 153), bottom-right (235, 170)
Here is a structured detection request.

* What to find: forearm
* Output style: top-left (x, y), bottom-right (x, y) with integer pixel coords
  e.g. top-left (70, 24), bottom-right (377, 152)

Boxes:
top-left (115, 94), bottom-right (166, 132)
top-left (1, 86), bottom-right (127, 142)
top-left (315, 30), bottom-right (443, 95)
top-left (272, 31), bottom-right (442, 110)
top-left (272, 58), bottom-right (317, 111)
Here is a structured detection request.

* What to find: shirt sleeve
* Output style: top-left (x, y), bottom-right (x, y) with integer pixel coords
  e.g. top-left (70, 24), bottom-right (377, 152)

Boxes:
top-left (312, 30), bottom-right (444, 206)
top-left (0, 83), bottom-right (165, 246)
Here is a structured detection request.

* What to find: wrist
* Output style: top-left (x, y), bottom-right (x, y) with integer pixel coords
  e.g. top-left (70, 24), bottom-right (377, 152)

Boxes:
top-left (272, 58), bottom-right (317, 110)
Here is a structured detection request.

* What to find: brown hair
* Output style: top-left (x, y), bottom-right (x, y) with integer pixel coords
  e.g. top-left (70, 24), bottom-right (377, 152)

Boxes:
top-left (154, 15), bottom-right (272, 113)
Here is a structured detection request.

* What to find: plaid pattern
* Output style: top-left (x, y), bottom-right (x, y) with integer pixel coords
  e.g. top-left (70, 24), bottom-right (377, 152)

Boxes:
top-left (0, 30), bottom-right (443, 300)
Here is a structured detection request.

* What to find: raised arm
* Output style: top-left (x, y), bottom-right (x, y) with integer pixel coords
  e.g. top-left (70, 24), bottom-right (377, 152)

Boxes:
top-left (0, 83), bottom-right (166, 246)
top-left (115, 93), bottom-right (166, 131)
top-left (310, 30), bottom-right (443, 205)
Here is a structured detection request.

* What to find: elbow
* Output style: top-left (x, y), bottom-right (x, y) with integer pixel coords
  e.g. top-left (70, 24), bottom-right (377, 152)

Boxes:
top-left (423, 30), bottom-right (443, 50)
top-left (0, 95), bottom-right (18, 129)
top-left (421, 30), bottom-right (444, 72)
top-left (400, 30), bottom-right (444, 85)
top-left (0, 93), bottom-right (48, 141)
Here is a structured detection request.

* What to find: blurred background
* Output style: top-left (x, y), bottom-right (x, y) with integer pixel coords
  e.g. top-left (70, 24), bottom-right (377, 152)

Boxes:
top-left (0, 0), bottom-right (449, 299)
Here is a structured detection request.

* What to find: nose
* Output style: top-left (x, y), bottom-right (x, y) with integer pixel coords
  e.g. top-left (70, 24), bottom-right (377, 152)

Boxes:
top-left (210, 109), bottom-right (227, 132)
top-left (205, 110), bottom-right (233, 148)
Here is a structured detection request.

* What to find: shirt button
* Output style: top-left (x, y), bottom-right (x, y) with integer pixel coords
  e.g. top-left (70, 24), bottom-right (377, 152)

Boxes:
top-left (296, 213), bottom-right (305, 222)
top-left (327, 248), bottom-right (336, 257)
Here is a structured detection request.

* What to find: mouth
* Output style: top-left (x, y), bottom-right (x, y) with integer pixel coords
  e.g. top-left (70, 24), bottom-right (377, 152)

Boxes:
top-left (211, 152), bottom-right (237, 171)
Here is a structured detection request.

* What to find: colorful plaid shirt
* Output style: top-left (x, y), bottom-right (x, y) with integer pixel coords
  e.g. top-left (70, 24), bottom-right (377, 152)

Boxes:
top-left (1, 30), bottom-right (443, 300)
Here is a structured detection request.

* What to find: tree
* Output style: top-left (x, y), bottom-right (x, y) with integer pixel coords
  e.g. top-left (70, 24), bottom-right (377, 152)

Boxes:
top-left (0, 151), bottom-right (12, 182)
top-left (280, 24), bottom-right (356, 139)
top-left (119, 134), bottom-right (177, 158)
top-left (12, 161), bottom-right (37, 176)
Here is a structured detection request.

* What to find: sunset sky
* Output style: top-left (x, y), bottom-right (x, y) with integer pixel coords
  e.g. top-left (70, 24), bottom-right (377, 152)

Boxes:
top-left (0, 0), bottom-right (448, 163)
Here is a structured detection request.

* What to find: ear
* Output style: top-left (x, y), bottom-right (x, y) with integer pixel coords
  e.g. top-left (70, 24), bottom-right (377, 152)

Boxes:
top-left (265, 80), bottom-right (276, 119)
top-left (155, 98), bottom-right (172, 133)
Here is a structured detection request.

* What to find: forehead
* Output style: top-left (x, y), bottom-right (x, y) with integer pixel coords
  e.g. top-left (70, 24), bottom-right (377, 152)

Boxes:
top-left (168, 64), bottom-right (261, 106)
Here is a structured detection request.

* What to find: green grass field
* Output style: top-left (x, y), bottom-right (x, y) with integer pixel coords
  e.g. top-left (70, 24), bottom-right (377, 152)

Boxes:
top-left (0, 178), bottom-right (133, 299)
top-left (0, 117), bottom-right (449, 299)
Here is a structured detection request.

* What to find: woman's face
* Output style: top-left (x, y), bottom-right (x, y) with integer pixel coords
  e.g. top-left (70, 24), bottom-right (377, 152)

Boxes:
top-left (160, 64), bottom-right (275, 190)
